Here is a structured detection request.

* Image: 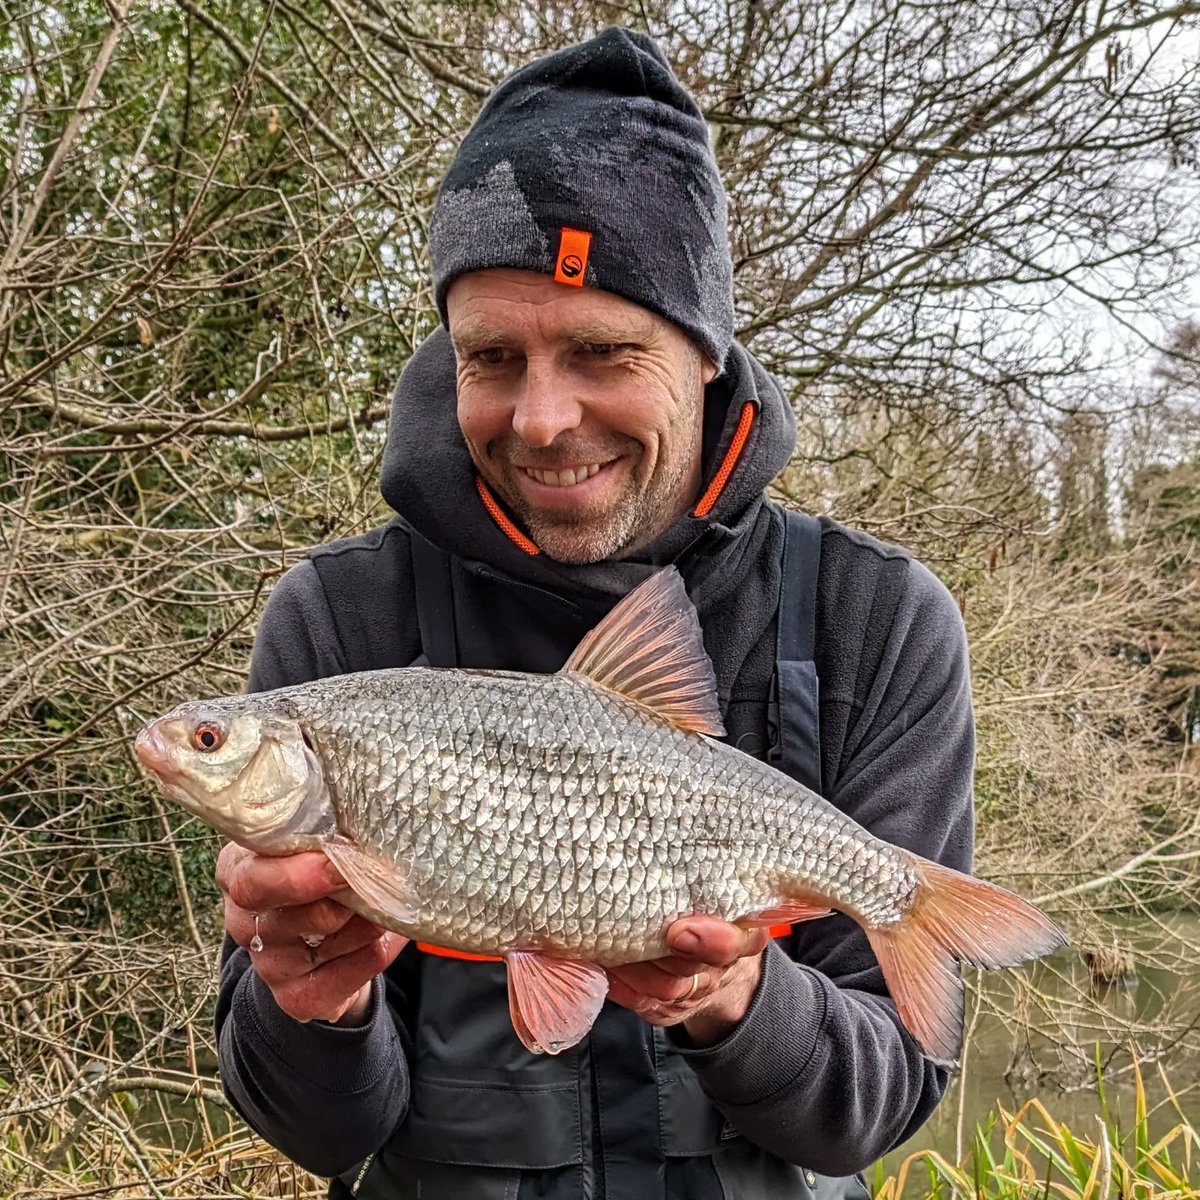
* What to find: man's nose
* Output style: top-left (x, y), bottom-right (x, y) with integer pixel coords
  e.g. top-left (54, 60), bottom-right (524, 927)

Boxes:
top-left (511, 364), bottom-right (582, 448)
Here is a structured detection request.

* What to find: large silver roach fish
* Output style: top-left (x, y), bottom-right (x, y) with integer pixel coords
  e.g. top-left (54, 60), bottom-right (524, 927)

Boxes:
top-left (135, 568), bottom-right (1064, 1063)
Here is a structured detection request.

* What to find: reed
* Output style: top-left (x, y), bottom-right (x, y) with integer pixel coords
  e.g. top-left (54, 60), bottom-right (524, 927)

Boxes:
top-left (873, 1057), bottom-right (1199, 1199)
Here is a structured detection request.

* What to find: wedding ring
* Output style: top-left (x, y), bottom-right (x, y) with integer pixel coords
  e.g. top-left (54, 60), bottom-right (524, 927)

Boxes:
top-left (683, 973), bottom-right (701, 1000)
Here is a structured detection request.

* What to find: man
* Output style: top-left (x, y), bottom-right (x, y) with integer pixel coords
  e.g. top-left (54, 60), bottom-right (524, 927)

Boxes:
top-left (215, 27), bottom-right (974, 1200)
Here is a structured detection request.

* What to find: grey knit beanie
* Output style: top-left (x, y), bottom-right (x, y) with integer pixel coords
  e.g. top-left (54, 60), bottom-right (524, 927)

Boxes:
top-left (429, 28), bottom-right (734, 367)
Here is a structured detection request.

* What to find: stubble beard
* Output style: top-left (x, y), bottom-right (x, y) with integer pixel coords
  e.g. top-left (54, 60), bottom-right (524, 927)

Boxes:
top-left (491, 409), bottom-right (702, 565)
top-left (515, 452), bottom-right (680, 564)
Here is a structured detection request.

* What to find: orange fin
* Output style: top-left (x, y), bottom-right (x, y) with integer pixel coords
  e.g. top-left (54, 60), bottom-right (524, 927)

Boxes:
top-left (562, 567), bottom-right (725, 737)
top-left (737, 900), bottom-right (833, 928)
top-left (505, 951), bottom-right (608, 1055)
top-left (322, 836), bottom-right (418, 927)
top-left (865, 855), bottom-right (1066, 1066)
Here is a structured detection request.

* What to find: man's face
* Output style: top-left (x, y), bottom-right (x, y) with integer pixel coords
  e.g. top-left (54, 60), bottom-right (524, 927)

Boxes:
top-left (448, 269), bottom-right (717, 565)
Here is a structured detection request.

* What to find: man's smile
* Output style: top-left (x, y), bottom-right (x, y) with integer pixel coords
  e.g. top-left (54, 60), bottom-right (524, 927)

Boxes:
top-left (520, 462), bottom-right (605, 488)
top-left (512, 458), bottom-right (626, 508)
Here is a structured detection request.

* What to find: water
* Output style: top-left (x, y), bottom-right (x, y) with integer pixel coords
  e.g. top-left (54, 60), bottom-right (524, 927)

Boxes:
top-left (885, 912), bottom-right (1200, 1169)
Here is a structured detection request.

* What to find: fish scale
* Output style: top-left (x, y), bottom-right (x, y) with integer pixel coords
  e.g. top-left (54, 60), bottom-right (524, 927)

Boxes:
top-left (257, 667), bottom-right (913, 961)
top-left (136, 566), bottom-right (1065, 1062)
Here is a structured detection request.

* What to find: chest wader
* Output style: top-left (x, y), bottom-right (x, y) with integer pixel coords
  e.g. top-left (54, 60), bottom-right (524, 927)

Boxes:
top-left (336, 511), bottom-right (871, 1200)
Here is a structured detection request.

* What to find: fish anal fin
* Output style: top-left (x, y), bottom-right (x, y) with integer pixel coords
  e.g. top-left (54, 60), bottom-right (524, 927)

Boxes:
top-left (737, 899), bottom-right (833, 929)
top-left (866, 855), bottom-right (1067, 1066)
top-left (505, 951), bottom-right (608, 1055)
top-left (508, 989), bottom-right (539, 1053)
top-left (562, 567), bottom-right (725, 737)
top-left (322, 836), bottom-right (419, 928)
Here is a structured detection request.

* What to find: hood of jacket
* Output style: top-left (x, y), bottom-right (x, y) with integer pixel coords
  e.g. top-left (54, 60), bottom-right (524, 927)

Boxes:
top-left (379, 326), bottom-right (795, 614)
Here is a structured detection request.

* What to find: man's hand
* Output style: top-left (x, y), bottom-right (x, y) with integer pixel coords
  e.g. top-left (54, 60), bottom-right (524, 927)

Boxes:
top-left (606, 916), bottom-right (769, 1048)
top-left (218, 842), bottom-right (407, 1027)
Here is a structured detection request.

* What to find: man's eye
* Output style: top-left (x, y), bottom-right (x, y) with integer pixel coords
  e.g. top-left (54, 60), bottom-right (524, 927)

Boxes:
top-left (473, 347), bottom-right (508, 365)
top-left (584, 343), bottom-right (622, 357)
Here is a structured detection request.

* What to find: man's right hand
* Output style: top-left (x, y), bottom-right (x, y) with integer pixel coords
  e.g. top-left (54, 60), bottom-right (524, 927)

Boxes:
top-left (218, 842), bottom-right (407, 1026)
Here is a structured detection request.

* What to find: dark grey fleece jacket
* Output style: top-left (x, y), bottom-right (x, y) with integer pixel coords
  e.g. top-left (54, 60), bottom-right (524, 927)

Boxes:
top-left (215, 328), bottom-right (975, 1185)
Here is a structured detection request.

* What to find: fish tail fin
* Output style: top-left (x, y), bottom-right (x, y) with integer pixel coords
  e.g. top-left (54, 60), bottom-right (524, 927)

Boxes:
top-left (863, 855), bottom-right (1066, 1065)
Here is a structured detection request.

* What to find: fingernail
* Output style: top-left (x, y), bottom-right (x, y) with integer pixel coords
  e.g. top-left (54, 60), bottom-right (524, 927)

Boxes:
top-left (322, 860), bottom-right (345, 886)
top-left (673, 931), bottom-right (700, 955)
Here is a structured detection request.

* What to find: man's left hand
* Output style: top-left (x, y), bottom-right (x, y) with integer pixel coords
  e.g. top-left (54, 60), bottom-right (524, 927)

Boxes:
top-left (605, 916), bottom-right (769, 1048)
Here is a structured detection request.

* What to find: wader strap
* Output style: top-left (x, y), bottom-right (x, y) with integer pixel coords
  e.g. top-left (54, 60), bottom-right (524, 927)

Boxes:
top-left (769, 510), bottom-right (823, 794)
top-left (409, 529), bottom-right (498, 962)
top-left (410, 529), bottom-right (458, 669)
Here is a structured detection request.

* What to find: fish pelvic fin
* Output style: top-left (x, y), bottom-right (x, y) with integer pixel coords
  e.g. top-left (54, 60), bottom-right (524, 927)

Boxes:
top-left (562, 567), bottom-right (725, 737)
top-left (865, 855), bottom-right (1067, 1066)
top-left (505, 951), bottom-right (608, 1055)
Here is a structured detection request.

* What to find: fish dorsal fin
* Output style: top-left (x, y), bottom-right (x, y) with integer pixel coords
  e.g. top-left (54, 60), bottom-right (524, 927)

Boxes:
top-left (562, 567), bottom-right (726, 737)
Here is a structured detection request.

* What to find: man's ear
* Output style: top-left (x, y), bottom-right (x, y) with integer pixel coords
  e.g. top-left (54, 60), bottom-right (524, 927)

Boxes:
top-left (700, 354), bottom-right (719, 386)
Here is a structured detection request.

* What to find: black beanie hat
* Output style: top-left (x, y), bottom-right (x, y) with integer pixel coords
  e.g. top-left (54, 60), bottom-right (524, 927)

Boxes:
top-left (429, 28), bottom-right (734, 367)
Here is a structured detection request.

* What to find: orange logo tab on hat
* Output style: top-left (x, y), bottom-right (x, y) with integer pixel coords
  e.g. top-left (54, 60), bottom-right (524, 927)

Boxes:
top-left (554, 227), bottom-right (592, 287)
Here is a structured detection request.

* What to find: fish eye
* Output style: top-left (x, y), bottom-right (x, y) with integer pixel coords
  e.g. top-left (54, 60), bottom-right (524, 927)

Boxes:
top-left (192, 722), bottom-right (225, 752)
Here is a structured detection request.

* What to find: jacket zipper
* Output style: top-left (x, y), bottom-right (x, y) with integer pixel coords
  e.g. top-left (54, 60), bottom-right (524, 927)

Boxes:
top-left (590, 1057), bottom-right (606, 1200)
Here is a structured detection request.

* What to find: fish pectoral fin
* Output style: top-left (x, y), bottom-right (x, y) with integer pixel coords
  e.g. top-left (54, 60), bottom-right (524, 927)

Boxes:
top-left (560, 567), bottom-right (725, 737)
top-left (322, 836), bottom-right (418, 926)
top-left (504, 951), bottom-right (608, 1056)
top-left (736, 899), bottom-right (834, 928)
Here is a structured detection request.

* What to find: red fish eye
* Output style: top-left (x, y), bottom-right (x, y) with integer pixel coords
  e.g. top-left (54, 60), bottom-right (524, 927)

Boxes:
top-left (193, 723), bottom-right (224, 752)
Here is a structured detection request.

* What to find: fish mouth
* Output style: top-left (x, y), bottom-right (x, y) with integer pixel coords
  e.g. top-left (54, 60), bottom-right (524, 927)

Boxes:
top-left (134, 721), bottom-right (181, 786)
